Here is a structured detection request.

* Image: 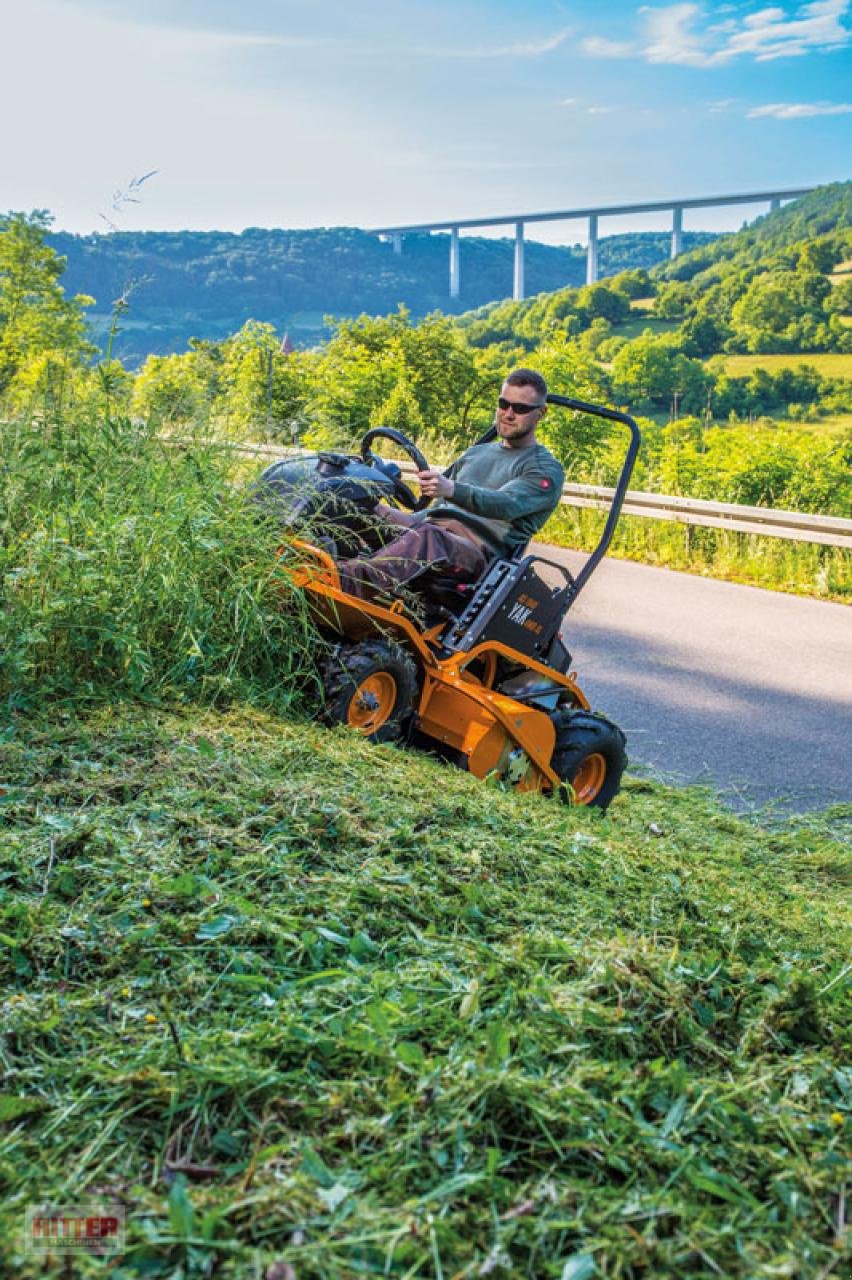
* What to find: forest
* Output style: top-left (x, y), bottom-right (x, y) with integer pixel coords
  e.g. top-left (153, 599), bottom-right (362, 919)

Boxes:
top-left (45, 224), bottom-right (716, 362)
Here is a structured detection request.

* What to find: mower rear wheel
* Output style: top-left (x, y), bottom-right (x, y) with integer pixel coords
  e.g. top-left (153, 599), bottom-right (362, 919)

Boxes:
top-left (319, 638), bottom-right (417, 744)
top-left (550, 709), bottom-right (627, 811)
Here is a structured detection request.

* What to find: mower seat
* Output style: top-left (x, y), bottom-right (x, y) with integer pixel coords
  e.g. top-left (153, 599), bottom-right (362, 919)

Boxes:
top-left (418, 574), bottom-right (478, 616)
top-left (417, 540), bottom-right (528, 619)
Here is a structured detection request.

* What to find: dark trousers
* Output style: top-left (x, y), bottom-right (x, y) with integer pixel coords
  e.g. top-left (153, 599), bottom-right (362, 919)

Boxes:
top-left (338, 520), bottom-right (489, 602)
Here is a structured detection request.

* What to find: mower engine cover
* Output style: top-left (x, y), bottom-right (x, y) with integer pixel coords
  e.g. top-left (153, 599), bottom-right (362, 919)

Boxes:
top-left (249, 452), bottom-right (401, 556)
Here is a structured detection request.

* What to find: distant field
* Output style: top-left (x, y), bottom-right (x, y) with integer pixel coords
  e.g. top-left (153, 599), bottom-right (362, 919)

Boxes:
top-left (792, 412), bottom-right (852, 436)
top-left (615, 314), bottom-right (679, 340)
top-left (715, 352), bottom-right (852, 379)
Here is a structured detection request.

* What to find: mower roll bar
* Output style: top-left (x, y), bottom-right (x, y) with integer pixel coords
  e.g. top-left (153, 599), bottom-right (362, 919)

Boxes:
top-left (475, 394), bottom-right (641, 599)
top-left (545, 394), bottom-right (641, 598)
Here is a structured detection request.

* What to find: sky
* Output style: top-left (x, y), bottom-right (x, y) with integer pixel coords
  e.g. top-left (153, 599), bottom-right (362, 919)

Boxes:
top-left (2, 0), bottom-right (850, 245)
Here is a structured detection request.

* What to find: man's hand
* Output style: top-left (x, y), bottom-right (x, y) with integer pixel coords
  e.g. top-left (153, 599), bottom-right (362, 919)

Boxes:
top-left (375, 502), bottom-right (415, 528)
top-left (417, 469), bottom-right (455, 500)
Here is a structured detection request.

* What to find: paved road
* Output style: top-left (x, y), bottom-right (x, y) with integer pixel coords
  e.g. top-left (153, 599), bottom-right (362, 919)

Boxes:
top-left (535, 546), bottom-right (851, 816)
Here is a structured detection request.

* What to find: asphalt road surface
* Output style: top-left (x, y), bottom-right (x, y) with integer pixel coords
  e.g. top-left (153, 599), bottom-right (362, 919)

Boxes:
top-left (536, 546), bottom-right (851, 816)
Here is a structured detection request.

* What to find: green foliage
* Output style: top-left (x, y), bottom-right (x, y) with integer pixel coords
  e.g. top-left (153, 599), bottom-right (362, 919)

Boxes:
top-left (0, 211), bottom-right (94, 395)
top-left (534, 341), bottom-right (615, 472)
top-left (0, 410), bottom-right (317, 709)
top-left (369, 373), bottom-right (425, 436)
top-left (730, 271), bottom-right (834, 353)
top-left (0, 706), bottom-right (848, 1277)
top-left (216, 321), bottom-right (312, 437)
top-left (608, 267), bottom-right (653, 299)
top-left (611, 335), bottom-right (710, 414)
top-left (131, 350), bottom-right (214, 425)
top-left (302, 308), bottom-right (481, 451)
top-left (655, 424), bottom-right (851, 513)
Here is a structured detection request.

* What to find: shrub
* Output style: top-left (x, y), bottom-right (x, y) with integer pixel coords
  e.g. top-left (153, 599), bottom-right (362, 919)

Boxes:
top-left (0, 409), bottom-right (317, 710)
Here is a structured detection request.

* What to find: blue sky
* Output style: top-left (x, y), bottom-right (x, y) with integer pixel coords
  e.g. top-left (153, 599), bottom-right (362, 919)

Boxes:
top-left (2, 0), bottom-right (850, 243)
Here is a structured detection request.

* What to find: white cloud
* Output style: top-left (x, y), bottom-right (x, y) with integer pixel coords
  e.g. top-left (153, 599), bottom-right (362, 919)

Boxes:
top-left (433, 28), bottom-right (571, 57)
top-left (725, 0), bottom-right (851, 59)
top-left (747, 100), bottom-right (852, 116)
top-left (581, 35), bottom-right (635, 57)
top-left (642, 3), bottom-right (711, 65)
top-left (583, 0), bottom-right (851, 66)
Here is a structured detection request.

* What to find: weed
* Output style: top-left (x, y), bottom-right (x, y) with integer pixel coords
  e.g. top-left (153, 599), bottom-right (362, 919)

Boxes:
top-left (0, 411), bottom-right (317, 711)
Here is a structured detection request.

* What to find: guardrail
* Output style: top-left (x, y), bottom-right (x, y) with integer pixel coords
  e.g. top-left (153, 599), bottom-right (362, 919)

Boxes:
top-left (170, 436), bottom-right (852, 550)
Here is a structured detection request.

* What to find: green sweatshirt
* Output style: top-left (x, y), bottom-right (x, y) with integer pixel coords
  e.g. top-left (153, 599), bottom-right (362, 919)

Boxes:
top-left (425, 439), bottom-right (564, 555)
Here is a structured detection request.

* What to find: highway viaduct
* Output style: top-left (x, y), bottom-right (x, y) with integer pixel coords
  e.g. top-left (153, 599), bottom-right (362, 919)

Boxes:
top-left (370, 187), bottom-right (814, 301)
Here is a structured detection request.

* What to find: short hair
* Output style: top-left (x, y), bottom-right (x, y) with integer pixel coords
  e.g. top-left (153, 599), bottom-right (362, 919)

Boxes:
top-left (506, 368), bottom-right (547, 399)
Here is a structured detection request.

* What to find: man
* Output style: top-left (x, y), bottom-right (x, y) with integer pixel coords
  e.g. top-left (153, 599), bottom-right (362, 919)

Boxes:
top-left (338, 368), bottom-right (564, 601)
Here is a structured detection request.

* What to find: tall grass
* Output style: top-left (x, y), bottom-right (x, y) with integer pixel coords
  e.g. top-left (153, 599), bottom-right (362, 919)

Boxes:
top-left (0, 408), bottom-right (317, 711)
top-left (545, 506), bottom-right (851, 601)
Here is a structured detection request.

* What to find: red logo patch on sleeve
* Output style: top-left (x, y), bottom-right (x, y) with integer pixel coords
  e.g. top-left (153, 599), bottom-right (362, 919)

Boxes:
top-left (539, 478), bottom-right (551, 488)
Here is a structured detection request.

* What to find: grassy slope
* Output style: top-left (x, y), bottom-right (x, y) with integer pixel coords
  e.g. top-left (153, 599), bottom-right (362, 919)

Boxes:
top-left (1, 705), bottom-right (849, 1279)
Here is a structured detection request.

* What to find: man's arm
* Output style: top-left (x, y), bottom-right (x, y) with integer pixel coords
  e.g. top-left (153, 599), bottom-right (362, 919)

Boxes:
top-left (448, 465), bottom-right (564, 522)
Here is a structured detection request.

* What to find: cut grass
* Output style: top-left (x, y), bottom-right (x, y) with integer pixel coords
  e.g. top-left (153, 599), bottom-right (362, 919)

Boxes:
top-left (0, 704), bottom-right (849, 1278)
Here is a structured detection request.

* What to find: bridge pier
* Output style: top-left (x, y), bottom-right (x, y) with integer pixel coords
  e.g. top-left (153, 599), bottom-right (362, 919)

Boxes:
top-left (391, 233), bottom-right (402, 255)
top-left (450, 226), bottom-right (460, 298)
top-left (513, 221), bottom-right (525, 300)
top-left (586, 214), bottom-right (598, 284)
top-left (769, 196), bottom-right (781, 212)
top-left (671, 206), bottom-right (683, 258)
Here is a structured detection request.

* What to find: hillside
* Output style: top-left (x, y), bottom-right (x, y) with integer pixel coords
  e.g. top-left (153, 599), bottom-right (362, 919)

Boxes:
top-left (1, 704), bottom-right (849, 1278)
top-left (45, 226), bottom-right (716, 364)
top-left (657, 181), bottom-right (852, 283)
top-left (455, 183), bottom-right (852, 356)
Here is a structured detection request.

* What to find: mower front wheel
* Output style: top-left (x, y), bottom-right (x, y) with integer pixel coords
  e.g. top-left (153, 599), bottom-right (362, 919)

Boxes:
top-left (319, 638), bottom-right (417, 744)
top-left (551, 709), bottom-right (627, 811)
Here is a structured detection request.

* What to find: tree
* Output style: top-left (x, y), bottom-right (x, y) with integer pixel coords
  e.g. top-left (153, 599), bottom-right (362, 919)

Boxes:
top-left (576, 283), bottom-right (631, 325)
top-left (797, 238), bottom-right (841, 274)
top-left (0, 210), bottom-right (94, 395)
top-left (730, 270), bottom-right (834, 352)
top-left (654, 282), bottom-right (690, 320)
top-left (533, 340), bottom-right (613, 475)
top-left (132, 352), bottom-right (212, 425)
top-left (609, 268), bottom-right (652, 300)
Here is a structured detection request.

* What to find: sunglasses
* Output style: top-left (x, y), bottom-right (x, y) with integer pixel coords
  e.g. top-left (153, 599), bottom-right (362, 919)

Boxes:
top-left (497, 397), bottom-right (545, 416)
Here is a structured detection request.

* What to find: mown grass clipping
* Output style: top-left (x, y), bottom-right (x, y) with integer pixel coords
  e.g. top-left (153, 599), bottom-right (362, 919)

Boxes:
top-left (1, 707), bottom-right (849, 1278)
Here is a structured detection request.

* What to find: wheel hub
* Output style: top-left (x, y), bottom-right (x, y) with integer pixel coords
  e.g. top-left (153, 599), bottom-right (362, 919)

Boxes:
top-left (347, 672), bottom-right (398, 732)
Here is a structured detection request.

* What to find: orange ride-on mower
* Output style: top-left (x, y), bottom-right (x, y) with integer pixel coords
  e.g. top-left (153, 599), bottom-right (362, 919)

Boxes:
top-left (253, 394), bottom-right (641, 810)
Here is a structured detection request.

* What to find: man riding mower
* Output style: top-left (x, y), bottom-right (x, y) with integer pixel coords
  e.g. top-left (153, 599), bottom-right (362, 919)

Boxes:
top-left (252, 371), bottom-right (641, 810)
